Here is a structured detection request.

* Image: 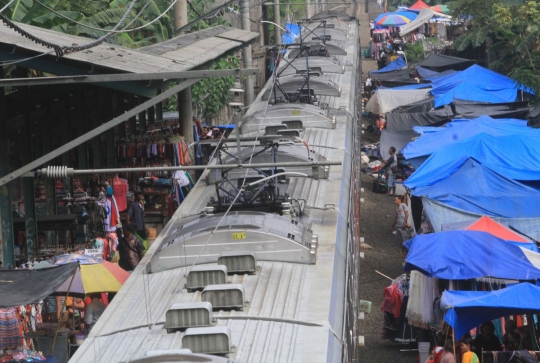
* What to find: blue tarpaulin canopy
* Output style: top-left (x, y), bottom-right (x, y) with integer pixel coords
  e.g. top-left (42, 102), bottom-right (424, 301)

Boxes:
top-left (442, 283), bottom-right (540, 340)
top-left (416, 65), bottom-right (441, 78)
top-left (402, 115), bottom-right (533, 167)
top-left (371, 57), bottom-right (407, 73)
top-left (403, 132), bottom-right (540, 185)
top-left (408, 158), bottom-right (540, 218)
top-left (403, 230), bottom-right (540, 280)
top-left (425, 65), bottom-right (532, 107)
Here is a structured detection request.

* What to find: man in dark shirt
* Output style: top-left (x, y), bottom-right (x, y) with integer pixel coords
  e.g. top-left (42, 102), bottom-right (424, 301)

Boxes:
top-left (120, 224), bottom-right (144, 271)
top-left (127, 192), bottom-right (146, 239)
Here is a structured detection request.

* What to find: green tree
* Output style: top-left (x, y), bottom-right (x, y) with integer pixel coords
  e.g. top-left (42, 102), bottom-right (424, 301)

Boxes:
top-left (452, 0), bottom-right (540, 94)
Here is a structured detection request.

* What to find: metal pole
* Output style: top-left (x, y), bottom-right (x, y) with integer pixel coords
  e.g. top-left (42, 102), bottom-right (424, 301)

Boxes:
top-left (30, 161), bottom-right (342, 177)
top-left (306, 0), bottom-right (312, 19)
top-left (0, 70), bottom-right (14, 268)
top-left (175, 0), bottom-right (194, 145)
top-left (273, 0), bottom-right (281, 44)
top-left (241, 0), bottom-right (255, 107)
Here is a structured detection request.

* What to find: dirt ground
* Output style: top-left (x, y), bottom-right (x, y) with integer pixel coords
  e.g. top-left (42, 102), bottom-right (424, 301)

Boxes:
top-left (356, 1), bottom-right (420, 362)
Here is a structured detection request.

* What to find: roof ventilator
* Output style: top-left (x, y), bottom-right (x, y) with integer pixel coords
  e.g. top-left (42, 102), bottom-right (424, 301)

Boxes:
top-left (186, 265), bottom-right (228, 291)
top-left (218, 251), bottom-right (257, 274)
top-left (281, 120), bottom-right (304, 130)
top-left (202, 284), bottom-right (245, 310)
top-left (264, 124), bottom-right (287, 136)
top-left (165, 302), bottom-right (213, 333)
top-left (182, 326), bottom-right (232, 355)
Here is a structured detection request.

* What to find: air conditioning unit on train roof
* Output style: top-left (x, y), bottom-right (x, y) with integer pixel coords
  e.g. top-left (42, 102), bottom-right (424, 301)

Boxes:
top-left (186, 265), bottom-right (228, 291)
top-left (217, 251), bottom-right (257, 274)
top-left (165, 302), bottom-right (213, 332)
top-left (202, 284), bottom-right (245, 310)
top-left (182, 326), bottom-right (232, 355)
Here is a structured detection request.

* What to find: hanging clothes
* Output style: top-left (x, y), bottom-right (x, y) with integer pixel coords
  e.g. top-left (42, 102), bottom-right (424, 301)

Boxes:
top-left (0, 308), bottom-right (22, 349)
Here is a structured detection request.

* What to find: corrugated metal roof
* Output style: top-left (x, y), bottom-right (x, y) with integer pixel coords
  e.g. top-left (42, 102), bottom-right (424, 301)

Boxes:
top-left (0, 23), bottom-right (258, 74)
top-left (69, 18), bottom-right (358, 363)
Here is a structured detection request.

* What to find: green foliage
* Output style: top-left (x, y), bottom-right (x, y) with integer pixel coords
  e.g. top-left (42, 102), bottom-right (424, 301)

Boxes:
top-left (405, 40), bottom-right (425, 63)
top-left (165, 55), bottom-right (240, 118)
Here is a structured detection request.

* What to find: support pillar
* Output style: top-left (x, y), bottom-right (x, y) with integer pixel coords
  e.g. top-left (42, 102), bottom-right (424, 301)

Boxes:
top-left (273, 0), bottom-right (281, 43)
top-left (0, 70), bottom-right (15, 267)
top-left (306, 0), bottom-right (312, 19)
top-left (17, 67), bottom-right (37, 259)
top-left (241, 0), bottom-right (255, 107)
top-left (175, 0), bottom-right (194, 144)
top-left (23, 180), bottom-right (36, 258)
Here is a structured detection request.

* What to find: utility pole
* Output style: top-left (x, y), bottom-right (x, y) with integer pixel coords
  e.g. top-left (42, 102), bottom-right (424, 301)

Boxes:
top-left (174, 0), bottom-right (194, 144)
top-left (306, 0), bottom-right (312, 19)
top-left (241, 0), bottom-right (255, 107)
top-left (273, 0), bottom-right (281, 44)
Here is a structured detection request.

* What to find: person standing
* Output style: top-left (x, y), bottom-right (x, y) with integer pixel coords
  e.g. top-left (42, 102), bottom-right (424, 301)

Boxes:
top-left (121, 224), bottom-right (145, 271)
top-left (377, 0), bottom-right (383, 9)
top-left (370, 20), bottom-right (375, 38)
top-left (380, 146), bottom-right (397, 196)
top-left (127, 192), bottom-right (146, 239)
top-left (390, 196), bottom-right (416, 243)
top-left (440, 339), bottom-right (457, 363)
top-left (460, 336), bottom-right (480, 363)
top-left (84, 293), bottom-right (107, 333)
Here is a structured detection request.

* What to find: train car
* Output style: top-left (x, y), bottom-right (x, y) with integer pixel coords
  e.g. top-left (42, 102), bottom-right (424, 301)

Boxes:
top-left (70, 9), bottom-right (362, 363)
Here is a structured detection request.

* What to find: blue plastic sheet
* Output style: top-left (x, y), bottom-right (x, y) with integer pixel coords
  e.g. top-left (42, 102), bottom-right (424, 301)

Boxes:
top-left (409, 158), bottom-right (540, 218)
top-left (403, 230), bottom-right (540, 280)
top-left (402, 115), bottom-right (533, 167)
top-left (371, 57), bottom-right (407, 73)
top-left (423, 198), bottom-right (540, 240)
top-left (282, 23), bottom-right (301, 44)
top-left (442, 283), bottom-right (540, 341)
top-left (379, 83), bottom-right (432, 91)
top-left (425, 65), bottom-right (532, 107)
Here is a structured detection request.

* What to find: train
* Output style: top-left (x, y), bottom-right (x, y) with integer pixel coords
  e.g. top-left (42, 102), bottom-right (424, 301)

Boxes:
top-left (70, 8), bottom-right (363, 363)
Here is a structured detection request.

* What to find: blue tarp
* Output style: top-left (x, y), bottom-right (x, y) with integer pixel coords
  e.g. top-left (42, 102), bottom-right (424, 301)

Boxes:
top-left (404, 131), bottom-right (540, 185)
top-left (422, 198), bottom-right (540, 240)
top-left (403, 230), bottom-right (540, 280)
top-left (371, 57), bottom-right (407, 73)
top-left (416, 66), bottom-right (440, 78)
top-left (409, 158), bottom-right (540, 218)
top-left (441, 283), bottom-right (540, 340)
top-left (425, 65), bottom-right (532, 107)
top-left (402, 115), bottom-right (532, 166)
top-left (282, 23), bottom-right (301, 44)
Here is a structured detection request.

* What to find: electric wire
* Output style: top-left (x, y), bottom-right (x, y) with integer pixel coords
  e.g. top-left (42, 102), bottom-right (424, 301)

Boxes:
top-left (32, 0), bottom-right (176, 35)
top-left (0, 0), bottom-right (138, 59)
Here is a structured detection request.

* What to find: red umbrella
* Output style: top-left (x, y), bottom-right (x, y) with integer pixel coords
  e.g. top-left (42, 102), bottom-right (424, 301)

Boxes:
top-left (408, 0), bottom-right (430, 10)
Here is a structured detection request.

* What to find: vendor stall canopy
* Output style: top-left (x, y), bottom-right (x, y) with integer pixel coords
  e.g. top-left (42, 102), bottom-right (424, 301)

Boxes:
top-left (407, 158), bottom-right (540, 218)
top-left (0, 263), bottom-right (78, 308)
top-left (371, 57), bottom-right (407, 74)
top-left (404, 132), bottom-right (540, 186)
top-left (417, 54), bottom-right (474, 71)
top-left (373, 11), bottom-right (417, 29)
top-left (400, 8), bottom-right (452, 36)
top-left (426, 64), bottom-right (533, 107)
top-left (365, 88), bottom-right (431, 114)
top-left (402, 115), bottom-right (534, 167)
top-left (442, 283), bottom-right (540, 341)
top-left (403, 230), bottom-right (540, 280)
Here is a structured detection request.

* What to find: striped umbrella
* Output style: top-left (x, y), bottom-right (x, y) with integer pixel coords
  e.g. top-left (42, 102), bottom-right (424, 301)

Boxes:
top-left (376, 14), bottom-right (412, 27)
top-left (35, 258), bottom-right (130, 297)
top-left (430, 4), bottom-right (450, 13)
